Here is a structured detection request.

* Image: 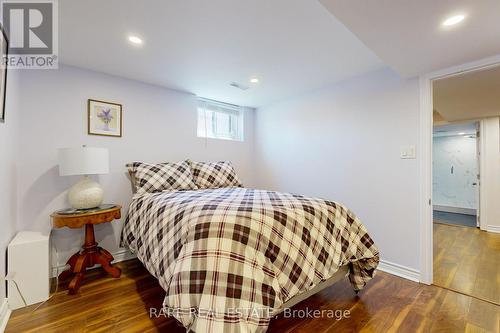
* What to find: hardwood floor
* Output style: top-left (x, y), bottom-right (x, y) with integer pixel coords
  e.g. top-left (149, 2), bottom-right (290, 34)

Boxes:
top-left (6, 259), bottom-right (499, 333)
top-left (434, 223), bottom-right (500, 305)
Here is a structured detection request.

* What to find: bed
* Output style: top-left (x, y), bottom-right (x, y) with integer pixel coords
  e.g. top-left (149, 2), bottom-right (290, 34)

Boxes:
top-left (121, 182), bottom-right (379, 333)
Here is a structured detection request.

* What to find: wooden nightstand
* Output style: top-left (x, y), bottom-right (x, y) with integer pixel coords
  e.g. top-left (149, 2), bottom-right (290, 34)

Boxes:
top-left (51, 204), bottom-right (122, 294)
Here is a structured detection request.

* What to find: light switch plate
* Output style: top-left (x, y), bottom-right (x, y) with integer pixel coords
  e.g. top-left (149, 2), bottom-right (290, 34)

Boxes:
top-left (401, 145), bottom-right (416, 159)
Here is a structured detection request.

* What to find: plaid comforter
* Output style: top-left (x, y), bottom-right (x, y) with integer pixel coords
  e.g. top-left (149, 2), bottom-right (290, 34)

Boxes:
top-left (121, 188), bottom-right (379, 333)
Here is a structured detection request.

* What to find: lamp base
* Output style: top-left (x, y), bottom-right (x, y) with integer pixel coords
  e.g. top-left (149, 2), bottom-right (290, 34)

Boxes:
top-left (68, 176), bottom-right (104, 209)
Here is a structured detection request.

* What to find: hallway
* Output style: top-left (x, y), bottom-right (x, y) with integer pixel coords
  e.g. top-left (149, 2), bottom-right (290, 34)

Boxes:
top-left (433, 211), bottom-right (477, 228)
top-left (434, 223), bottom-right (500, 305)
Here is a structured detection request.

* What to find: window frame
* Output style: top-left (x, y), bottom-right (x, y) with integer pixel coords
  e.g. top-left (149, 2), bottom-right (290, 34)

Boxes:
top-left (197, 98), bottom-right (244, 142)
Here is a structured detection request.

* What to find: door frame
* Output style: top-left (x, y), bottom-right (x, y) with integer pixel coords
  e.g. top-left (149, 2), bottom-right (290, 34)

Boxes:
top-left (475, 121), bottom-right (481, 228)
top-left (419, 54), bottom-right (500, 285)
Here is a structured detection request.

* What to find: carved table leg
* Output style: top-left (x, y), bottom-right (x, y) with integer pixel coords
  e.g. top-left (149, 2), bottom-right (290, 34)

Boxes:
top-left (60, 223), bottom-right (121, 294)
top-left (98, 247), bottom-right (114, 261)
top-left (95, 247), bottom-right (121, 278)
top-left (68, 254), bottom-right (90, 294)
top-left (58, 252), bottom-right (80, 281)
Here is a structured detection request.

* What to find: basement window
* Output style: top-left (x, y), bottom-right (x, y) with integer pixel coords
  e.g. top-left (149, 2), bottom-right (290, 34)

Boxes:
top-left (197, 98), bottom-right (244, 141)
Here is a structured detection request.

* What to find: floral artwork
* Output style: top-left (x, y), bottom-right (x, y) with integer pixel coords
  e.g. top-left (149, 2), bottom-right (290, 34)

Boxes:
top-left (88, 99), bottom-right (122, 137)
top-left (97, 108), bottom-right (113, 131)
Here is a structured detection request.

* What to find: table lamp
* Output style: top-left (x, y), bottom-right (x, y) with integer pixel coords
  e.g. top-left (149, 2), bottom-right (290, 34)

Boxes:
top-left (58, 146), bottom-right (109, 209)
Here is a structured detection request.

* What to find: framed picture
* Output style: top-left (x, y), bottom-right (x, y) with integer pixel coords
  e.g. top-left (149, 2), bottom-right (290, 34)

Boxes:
top-left (88, 99), bottom-right (122, 137)
top-left (0, 24), bottom-right (8, 123)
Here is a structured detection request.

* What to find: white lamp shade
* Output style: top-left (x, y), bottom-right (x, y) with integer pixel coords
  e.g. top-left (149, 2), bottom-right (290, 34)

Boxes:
top-left (58, 147), bottom-right (109, 176)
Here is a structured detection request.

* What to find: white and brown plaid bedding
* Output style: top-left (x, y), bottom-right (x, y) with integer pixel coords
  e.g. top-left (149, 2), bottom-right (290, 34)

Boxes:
top-left (127, 161), bottom-right (198, 194)
top-left (121, 187), bottom-right (379, 333)
top-left (188, 160), bottom-right (243, 189)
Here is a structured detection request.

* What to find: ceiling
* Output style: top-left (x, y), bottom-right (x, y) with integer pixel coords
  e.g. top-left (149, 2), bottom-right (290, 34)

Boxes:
top-left (58, 0), bottom-right (383, 108)
top-left (320, 0), bottom-right (500, 77)
top-left (433, 65), bottom-right (500, 122)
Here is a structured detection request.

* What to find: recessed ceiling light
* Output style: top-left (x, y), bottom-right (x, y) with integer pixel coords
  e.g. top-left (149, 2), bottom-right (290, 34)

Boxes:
top-left (250, 78), bottom-right (259, 83)
top-left (458, 132), bottom-right (465, 135)
top-left (442, 14), bottom-right (465, 27)
top-left (128, 35), bottom-right (143, 45)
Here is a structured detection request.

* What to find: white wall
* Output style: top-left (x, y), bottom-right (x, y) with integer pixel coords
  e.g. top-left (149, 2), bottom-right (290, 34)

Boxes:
top-left (254, 69), bottom-right (421, 271)
top-left (480, 117), bottom-right (500, 233)
top-left (16, 65), bottom-right (256, 268)
top-left (432, 135), bottom-right (478, 211)
top-left (9, 65), bottom-right (461, 283)
top-left (0, 70), bottom-right (21, 301)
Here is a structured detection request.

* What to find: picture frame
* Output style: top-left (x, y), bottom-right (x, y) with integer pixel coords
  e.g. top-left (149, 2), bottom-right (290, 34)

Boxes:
top-left (88, 99), bottom-right (122, 137)
top-left (0, 24), bottom-right (9, 123)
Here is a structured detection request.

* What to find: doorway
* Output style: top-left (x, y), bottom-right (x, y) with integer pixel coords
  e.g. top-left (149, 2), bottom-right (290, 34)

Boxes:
top-left (432, 122), bottom-right (479, 228)
top-left (429, 65), bottom-right (500, 305)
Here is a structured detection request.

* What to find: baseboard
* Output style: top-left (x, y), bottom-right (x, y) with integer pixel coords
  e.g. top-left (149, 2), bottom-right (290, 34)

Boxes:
top-left (433, 205), bottom-right (476, 216)
top-left (50, 251), bottom-right (424, 285)
top-left (487, 225), bottom-right (500, 234)
top-left (377, 260), bottom-right (420, 283)
top-left (113, 248), bottom-right (137, 262)
top-left (0, 298), bottom-right (11, 333)
top-left (51, 248), bottom-right (137, 278)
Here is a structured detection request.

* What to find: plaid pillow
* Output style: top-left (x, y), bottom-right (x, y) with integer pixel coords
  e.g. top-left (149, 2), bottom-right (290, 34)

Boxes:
top-left (126, 161), bottom-right (198, 194)
top-left (188, 160), bottom-right (243, 189)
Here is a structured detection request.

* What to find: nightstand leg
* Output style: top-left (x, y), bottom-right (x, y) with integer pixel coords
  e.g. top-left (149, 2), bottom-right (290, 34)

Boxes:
top-left (98, 247), bottom-right (114, 261)
top-left (68, 273), bottom-right (85, 295)
top-left (58, 252), bottom-right (80, 281)
top-left (60, 223), bottom-right (121, 294)
top-left (83, 224), bottom-right (97, 252)
top-left (95, 247), bottom-right (121, 278)
top-left (68, 255), bottom-right (90, 294)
